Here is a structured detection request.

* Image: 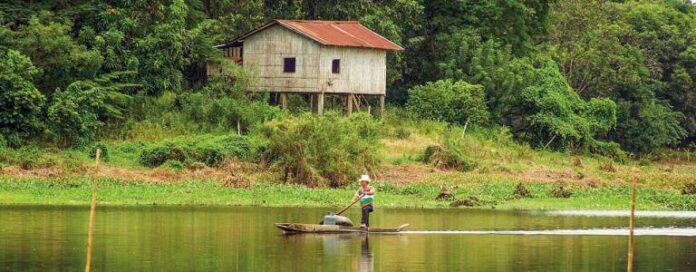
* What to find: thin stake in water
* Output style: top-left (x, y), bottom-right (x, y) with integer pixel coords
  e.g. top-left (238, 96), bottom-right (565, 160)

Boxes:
top-left (627, 176), bottom-right (637, 272)
top-left (85, 149), bottom-right (101, 272)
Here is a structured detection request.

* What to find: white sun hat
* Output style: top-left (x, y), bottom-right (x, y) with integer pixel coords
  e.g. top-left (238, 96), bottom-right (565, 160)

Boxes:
top-left (359, 174), bottom-right (371, 182)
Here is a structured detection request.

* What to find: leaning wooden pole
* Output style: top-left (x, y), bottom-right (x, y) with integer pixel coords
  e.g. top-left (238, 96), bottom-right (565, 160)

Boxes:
top-left (627, 176), bottom-right (637, 272)
top-left (85, 149), bottom-right (101, 272)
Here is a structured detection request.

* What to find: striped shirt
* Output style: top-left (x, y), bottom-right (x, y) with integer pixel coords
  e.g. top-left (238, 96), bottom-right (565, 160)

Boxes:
top-left (356, 186), bottom-right (375, 205)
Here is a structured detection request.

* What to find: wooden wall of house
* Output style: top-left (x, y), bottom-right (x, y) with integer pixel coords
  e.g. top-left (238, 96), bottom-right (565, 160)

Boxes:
top-left (317, 47), bottom-right (386, 95)
top-left (243, 25), bottom-right (320, 93)
top-left (242, 25), bottom-right (388, 96)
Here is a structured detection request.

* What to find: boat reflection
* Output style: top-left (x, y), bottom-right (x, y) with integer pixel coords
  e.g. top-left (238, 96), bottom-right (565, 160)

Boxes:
top-left (315, 234), bottom-right (373, 271)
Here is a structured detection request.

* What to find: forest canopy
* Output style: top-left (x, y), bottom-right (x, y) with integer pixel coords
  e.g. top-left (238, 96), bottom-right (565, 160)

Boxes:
top-left (0, 0), bottom-right (694, 155)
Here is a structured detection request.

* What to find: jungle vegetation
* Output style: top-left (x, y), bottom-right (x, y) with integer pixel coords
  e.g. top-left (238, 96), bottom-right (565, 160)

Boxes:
top-left (1, 0), bottom-right (695, 190)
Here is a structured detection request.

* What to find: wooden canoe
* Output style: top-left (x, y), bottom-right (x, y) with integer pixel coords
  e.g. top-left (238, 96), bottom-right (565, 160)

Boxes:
top-left (275, 223), bottom-right (409, 234)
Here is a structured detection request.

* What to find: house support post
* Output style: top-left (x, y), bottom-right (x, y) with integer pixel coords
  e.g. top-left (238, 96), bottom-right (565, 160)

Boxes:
top-left (379, 95), bottom-right (385, 117)
top-left (280, 93), bottom-right (288, 110)
top-left (309, 94), bottom-right (315, 112)
top-left (345, 94), bottom-right (353, 115)
top-left (317, 93), bottom-right (325, 115)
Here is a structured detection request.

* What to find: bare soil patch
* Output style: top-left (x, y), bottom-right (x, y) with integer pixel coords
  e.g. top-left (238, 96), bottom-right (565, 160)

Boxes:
top-left (378, 163), bottom-right (436, 184)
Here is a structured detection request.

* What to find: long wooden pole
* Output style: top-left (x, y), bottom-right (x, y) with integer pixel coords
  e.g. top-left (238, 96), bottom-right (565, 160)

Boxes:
top-left (336, 197), bottom-right (361, 216)
top-left (85, 149), bottom-right (101, 272)
top-left (627, 176), bottom-right (637, 272)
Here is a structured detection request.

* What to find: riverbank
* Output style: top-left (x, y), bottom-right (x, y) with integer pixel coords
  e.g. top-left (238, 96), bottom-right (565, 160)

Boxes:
top-left (1, 111), bottom-right (694, 211)
top-left (1, 177), bottom-right (693, 210)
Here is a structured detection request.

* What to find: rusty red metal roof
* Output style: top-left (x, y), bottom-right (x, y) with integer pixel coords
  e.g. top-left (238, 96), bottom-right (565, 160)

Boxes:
top-left (217, 20), bottom-right (404, 51)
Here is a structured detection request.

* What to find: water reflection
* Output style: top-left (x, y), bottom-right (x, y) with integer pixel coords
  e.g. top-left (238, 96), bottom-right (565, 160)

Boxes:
top-left (1, 206), bottom-right (694, 271)
top-left (360, 236), bottom-right (373, 272)
top-left (316, 234), bottom-right (373, 271)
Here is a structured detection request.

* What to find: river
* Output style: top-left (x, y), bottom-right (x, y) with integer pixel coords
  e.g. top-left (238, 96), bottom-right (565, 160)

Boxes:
top-left (0, 206), bottom-right (694, 271)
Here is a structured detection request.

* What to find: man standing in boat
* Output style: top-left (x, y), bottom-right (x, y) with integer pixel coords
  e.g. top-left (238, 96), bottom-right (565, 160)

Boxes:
top-left (353, 174), bottom-right (375, 229)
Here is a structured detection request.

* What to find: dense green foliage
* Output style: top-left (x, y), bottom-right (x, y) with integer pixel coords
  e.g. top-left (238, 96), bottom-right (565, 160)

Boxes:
top-left (138, 134), bottom-right (255, 167)
top-left (0, 49), bottom-right (45, 146)
top-left (262, 113), bottom-right (382, 187)
top-left (518, 61), bottom-right (617, 150)
top-left (0, 0), bottom-right (695, 158)
top-left (407, 79), bottom-right (488, 125)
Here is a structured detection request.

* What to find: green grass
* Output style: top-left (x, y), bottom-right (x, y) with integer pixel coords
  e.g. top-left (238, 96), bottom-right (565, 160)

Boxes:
top-left (0, 177), bottom-right (692, 210)
top-left (1, 108), bottom-right (694, 211)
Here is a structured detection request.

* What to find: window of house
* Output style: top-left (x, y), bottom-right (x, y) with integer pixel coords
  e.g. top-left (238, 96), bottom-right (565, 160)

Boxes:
top-left (283, 57), bottom-right (296, 73)
top-left (332, 59), bottom-right (340, 74)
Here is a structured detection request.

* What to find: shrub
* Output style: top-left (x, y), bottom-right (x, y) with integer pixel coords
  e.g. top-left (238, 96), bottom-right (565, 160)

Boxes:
top-left (188, 161), bottom-right (207, 171)
top-left (682, 184), bottom-right (696, 195)
top-left (160, 160), bottom-right (184, 172)
top-left (89, 142), bottom-right (109, 161)
top-left (2, 134), bottom-right (21, 148)
top-left (551, 184), bottom-right (572, 198)
top-left (590, 140), bottom-right (627, 162)
top-left (177, 64), bottom-right (283, 133)
top-left (189, 134), bottom-right (255, 166)
top-left (138, 134), bottom-right (256, 167)
top-left (262, 112), bottom-right (382, 187)
top-left (407, 79), bottom-right (489, 126)
top-left (422, 132), bottom-right (477, 172)
top-left (422, 145), bottom-right (476, 172)
top-left (514, 183), bottom-right (532, 198)
top-left (139, 142), bottom-right (187, 167)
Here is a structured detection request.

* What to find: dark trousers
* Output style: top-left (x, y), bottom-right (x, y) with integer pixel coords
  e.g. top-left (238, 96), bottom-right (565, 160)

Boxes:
top-left (361, 205), bottom-right (373, 226)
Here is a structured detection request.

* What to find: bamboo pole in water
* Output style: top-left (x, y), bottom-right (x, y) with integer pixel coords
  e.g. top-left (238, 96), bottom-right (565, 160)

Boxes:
top-left (627, 176), bottom-right (637, 272)
top-left (85, 149), bottom-right (101, 272)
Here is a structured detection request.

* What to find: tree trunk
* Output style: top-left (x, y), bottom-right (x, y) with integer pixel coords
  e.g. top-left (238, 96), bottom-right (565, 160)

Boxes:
top-left (544, 134), bottom-right (558, 149)
top-left (462, 118), bottom-right (470, 136)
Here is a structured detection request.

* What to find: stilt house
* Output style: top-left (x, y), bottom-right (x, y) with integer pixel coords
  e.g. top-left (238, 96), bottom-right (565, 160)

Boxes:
top-left (211, 20), bottom-right (404, 114)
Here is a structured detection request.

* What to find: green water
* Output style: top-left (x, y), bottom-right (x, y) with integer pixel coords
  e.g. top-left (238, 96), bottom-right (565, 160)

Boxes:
top-left (0, 206), bottom-right (694, 271)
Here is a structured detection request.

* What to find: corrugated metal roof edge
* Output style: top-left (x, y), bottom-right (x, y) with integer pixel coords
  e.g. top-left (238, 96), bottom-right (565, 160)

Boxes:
top-left (216, 20), bottom-right (404, 51)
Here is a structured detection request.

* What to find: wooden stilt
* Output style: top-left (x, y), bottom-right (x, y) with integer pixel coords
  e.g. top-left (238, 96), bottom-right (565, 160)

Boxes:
top-left (309, 94), bottom-right (315, 112)
top-left (280, 93), bottom-right (288, 110)
top-left (346, 94), bottom-right (353, 115)
top-left (317, 93), bottom-right (325, 115)
top-left (363, 95), bottom-right (371, 114)
top-left (379, 95), bottom-right (385, 117)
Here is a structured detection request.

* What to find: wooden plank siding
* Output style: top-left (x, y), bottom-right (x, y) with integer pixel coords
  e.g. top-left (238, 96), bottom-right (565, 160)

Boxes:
top-left (243, 25), bottom-right (320, 93)
top-left (242, 25), bottom-right (387, 95)
top-left (317, 46), bottom-right (386, 95)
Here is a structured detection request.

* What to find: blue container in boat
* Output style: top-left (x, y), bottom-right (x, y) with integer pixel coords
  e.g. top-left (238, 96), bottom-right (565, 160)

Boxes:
top-left (323, 212), bottom-right (338, 225)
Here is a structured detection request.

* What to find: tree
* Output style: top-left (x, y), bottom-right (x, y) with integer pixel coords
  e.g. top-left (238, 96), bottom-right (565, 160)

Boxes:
top-left (407, 79), bottom-right (488, 126)
top-left (544, 0), bottom-right (694, 152)
top-left (47, 72), bottom-right (134, 146)
top-left (2, 14), bottom-right (103, 96)
top-left (0, 49), bottom-right (45, 146)
top-left (611, 85), bottom-right (687, 154)
top-left (519, 61), bottom-right (616, 151)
